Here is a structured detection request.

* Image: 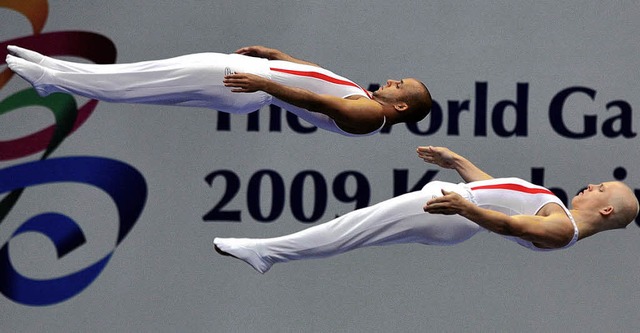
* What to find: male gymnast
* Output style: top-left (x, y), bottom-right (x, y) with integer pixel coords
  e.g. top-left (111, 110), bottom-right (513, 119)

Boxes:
top-left (213, 145), bottom-right (639, 273)
top-left (5, 45), bottom-right (432, 136)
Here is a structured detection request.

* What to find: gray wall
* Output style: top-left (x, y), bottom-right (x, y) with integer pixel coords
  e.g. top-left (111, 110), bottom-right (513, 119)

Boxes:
top-left (2, 1), bottom-right (639, 332)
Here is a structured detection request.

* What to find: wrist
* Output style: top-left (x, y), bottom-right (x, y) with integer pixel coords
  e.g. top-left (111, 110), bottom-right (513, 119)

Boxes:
top-left (459, 203), bottom-right (478, 220)
top-left (260, 79), bottom-right (277, 94)
top-left (450, 154), bottom-right (466, 170)
top-left (269, 49), bottom-right (285, 60)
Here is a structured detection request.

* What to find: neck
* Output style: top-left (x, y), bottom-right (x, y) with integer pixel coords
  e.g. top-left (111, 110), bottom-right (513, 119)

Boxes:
top-left (569, 209), bottom-right (608, 240)
top-left (372, 100), bottom-right (397, 125)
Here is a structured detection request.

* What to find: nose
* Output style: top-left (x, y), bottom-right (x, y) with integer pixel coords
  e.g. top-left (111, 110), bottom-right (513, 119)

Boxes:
top-left (386, 79), bottom-right (399, 86)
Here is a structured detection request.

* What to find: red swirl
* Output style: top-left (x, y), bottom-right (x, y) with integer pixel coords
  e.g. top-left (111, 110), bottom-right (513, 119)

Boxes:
top-left (1, 32), bottom-right (117, 160)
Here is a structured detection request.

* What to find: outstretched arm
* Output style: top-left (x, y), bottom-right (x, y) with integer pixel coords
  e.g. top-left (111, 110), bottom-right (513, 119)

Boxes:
top-left (223, 73), bottom-right (383, 134)
top-left (424, 190), bottom-right (575, 249)
top-left (235, 46), bottom-right (320, 67)
top-left (417, 146), bottom-right (493, 182)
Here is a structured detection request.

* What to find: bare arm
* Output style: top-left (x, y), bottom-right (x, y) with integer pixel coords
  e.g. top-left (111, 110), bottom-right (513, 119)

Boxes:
top-left (223, 73), bottom-right (384, 134)
top-left (416, 146), bottom-right (493, 182)
top-left (424, 190), bottom-right (575, 249)
top-left (235, 45), bottom-right (320, 67)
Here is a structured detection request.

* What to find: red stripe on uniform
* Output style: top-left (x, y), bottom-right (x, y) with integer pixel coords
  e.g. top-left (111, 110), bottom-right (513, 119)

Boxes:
top-left (470, 183), bottom-right (555, 196)
top-left (270, 67), bottom-right (372, 98)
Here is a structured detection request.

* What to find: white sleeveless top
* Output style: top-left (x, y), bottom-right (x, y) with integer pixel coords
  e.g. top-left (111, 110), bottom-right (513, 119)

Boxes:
top-left (267, 60), bottom-right (383, 136)
top-left (463, 177), bottom-right (579, 251)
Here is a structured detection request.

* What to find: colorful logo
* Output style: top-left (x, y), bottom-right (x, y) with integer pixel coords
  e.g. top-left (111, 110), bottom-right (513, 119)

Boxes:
top-left (1, 0), bottom-right (147, 306)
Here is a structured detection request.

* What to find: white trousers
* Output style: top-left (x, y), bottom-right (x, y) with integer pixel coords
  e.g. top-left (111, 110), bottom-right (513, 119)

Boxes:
top-left (214, 181), bottom-right (484, 273)
top-left (12, 52), bottom-right (273, 112)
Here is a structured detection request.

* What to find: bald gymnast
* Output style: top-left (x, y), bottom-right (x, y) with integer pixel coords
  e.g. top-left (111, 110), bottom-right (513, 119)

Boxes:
top-left (5, 45), bottom-right (431, 136)
top-left (213, 145), bottom-right (639, 273)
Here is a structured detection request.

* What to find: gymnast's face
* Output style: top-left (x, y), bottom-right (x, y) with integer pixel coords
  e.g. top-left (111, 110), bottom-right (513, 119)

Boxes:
top-left (571, 181), bottom-right (632, 211)
top-left (372, 78), bottom-right (421, 102)
top-left (572, 181), bottom-right (639, 227)
top-left (573, 183), bottom-right (611, 207)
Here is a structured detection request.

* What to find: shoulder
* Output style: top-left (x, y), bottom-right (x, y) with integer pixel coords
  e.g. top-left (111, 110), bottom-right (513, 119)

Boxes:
top-left (345, 95), bottom-right (375, 102)
top-left (526, 208), bottom-right (576, 249)
top-left (537, 202), bottom-right (568, 217)
top-left (334, 95), bottom-right (383, 114)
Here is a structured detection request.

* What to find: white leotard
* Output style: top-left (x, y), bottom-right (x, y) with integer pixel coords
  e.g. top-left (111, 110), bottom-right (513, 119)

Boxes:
top-left (266, 60), bottom-right (381, 136)
top-left (465, 177), bottom-right (579, 251)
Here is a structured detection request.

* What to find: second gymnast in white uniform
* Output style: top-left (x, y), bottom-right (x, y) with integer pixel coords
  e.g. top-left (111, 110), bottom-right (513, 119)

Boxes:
top-left (6, 45), bottom-right (432, 136)
top-left (213, 146), bottom-right (639, 273)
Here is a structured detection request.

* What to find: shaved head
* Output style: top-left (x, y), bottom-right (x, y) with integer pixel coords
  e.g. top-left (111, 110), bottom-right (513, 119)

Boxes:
top-left (609, 182), bottom-right (639, 228)
top-left (398, 79), bottom-right (432, 123)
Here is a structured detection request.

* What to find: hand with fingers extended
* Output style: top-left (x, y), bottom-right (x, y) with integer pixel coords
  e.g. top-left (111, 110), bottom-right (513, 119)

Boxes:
top-left (416, 146), bottom-right (460, 169)
top-left (223, 73), bottom-right (270, 93)
top-left (423, 189), bottom-right (470, 215)
top-left (235, 45), bottom-right (320, 67)
top-left (234, 45), bottom-right (282, 60)
top-left (417, 145), bottom-right (493, 182)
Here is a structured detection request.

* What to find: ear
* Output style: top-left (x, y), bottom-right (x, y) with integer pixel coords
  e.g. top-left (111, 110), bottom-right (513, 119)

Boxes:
top-left (599, 205), bottom-right (614, 216)
top-left (394, 102), bottom-right (408, 112)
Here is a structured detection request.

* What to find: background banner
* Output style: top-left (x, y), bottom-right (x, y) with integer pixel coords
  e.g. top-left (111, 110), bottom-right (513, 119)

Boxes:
top-left (2, 1), bottom-right (639, 332)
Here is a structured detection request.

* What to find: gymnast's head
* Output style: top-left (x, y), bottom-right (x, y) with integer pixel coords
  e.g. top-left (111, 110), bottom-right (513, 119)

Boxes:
top-left (371, 78), bottom-right (432, 125)
top-left (572, 181), bottom-right (639, 230)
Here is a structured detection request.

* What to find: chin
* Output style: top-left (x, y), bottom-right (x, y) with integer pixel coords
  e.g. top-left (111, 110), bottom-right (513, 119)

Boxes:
top-left (570, 196), bottom-right (579, 207)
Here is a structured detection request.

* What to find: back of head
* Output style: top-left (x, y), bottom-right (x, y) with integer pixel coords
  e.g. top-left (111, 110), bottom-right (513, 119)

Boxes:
top-left (608, 182), bottom-right (639, 229)
top-left (399, 80), bottom-right (432, 123)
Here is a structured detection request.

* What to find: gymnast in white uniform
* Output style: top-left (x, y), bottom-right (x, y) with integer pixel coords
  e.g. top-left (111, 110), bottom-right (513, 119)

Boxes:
top-left (5, 45), bottom-right (432, 136)
top-left (213, 146), bottom-right (639, 273)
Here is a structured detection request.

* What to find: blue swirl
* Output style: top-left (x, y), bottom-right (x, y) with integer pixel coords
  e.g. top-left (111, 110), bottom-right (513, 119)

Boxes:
top-left (0, 156), bottom-right (147, 306)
